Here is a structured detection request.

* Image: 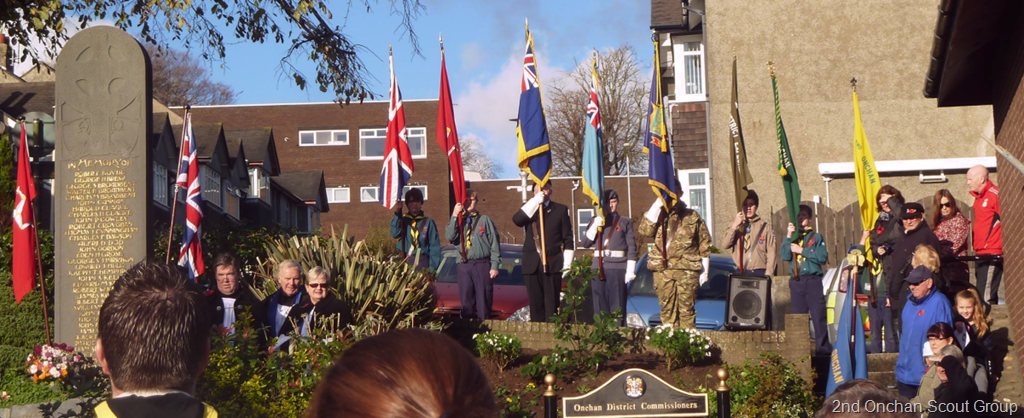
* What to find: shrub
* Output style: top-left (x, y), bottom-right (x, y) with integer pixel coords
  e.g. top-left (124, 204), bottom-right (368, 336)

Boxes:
top-left (646, 325), bottom-right (714, 371)
top-left (495, 385), bottom-right (538, 418)
top-left (474, 332), bottom-right (522, 372)
top-left (255, 226), bottom-right (435, 332)
top-left (727, 352), bottom-right (818, 418)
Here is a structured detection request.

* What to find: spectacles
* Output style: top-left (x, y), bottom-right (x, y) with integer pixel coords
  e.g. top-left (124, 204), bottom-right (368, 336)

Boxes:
top-left (940, 202), bottom-right (954, 208)
top-left (307, 283), bottom-right (329, 289)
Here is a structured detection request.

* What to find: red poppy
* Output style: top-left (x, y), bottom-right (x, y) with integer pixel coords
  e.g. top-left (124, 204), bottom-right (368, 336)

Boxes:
top-left (918, 310), bottom-right (924, 317)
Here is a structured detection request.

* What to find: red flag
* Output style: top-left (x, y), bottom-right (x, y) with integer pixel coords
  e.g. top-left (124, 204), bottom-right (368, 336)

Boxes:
top-left (12, 122), bottom-right (38, 303)
top-left (437, 42), bottom-right (466, 207)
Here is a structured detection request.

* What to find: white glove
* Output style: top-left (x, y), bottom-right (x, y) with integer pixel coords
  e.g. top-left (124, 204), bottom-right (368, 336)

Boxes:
top-left (645, 199), bottom-right (664, 223)
top-left (562, 250), bottom-right (575, 272)
top-left (520, 193), bottom-right (545, 218)
top-left (625, 260), bottom-right (637, 284)
top-left (585, 216), bottom-right (603, 240)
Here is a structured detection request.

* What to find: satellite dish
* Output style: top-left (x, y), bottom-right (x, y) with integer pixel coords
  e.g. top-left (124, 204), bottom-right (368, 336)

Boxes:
top-left (12, 112), bottom-right (56, 149)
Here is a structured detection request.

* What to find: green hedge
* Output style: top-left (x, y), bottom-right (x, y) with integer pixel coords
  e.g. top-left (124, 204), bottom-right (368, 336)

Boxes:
top-left (0, 274), bottom-right (52, 350)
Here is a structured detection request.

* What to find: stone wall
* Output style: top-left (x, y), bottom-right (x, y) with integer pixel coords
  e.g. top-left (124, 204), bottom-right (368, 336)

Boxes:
top-left (448, 313), bottom-right (814, 383)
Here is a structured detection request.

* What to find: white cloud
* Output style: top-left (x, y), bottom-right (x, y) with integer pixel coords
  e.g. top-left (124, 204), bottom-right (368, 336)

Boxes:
top-left (459, 42), bottom-right (485, 73)
top-left (453, 42), bottom-right (573, 179)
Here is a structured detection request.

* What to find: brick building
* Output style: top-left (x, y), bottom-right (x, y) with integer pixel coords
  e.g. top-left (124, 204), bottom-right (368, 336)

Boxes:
top-left (181, 100), bottom-right (448, 240)
top-left (923, 0), bottom-right (1024, 385)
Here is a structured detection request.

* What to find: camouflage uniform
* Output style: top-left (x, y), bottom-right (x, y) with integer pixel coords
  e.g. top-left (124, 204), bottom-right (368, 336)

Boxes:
top-left (637, 207), bottom-right (712, 328)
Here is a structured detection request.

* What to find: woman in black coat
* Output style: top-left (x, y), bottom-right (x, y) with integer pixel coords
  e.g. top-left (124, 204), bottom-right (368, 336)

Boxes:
top-left (291, 266), bottom-right (353, 337)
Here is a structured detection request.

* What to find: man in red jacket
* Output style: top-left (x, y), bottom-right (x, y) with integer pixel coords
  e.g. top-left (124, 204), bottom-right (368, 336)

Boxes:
top-left (966, 165), bottom-right (1002, 305)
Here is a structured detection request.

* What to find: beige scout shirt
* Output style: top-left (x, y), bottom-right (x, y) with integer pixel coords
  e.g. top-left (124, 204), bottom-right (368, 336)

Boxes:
top-left (720, 215), bottom-right (777, 274)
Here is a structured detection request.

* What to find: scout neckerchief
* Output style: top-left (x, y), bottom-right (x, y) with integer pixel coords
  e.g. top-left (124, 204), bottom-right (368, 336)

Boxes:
top-left (403, 212), bottom-right (425, 254)
top-left (792, 227), bottom-right (813, 275)
top-left (464, 211), bottom-right (482, 251)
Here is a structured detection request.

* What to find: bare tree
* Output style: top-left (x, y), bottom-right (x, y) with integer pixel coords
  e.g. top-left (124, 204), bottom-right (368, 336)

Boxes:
top-left (3, 0), bottom-right (425, 103)
top-left (460, 134), bottom-right (503, 179)
top-left (547, 45), bottom-right (648, 177)
top-left (148, 46), bottom-right (236, 106)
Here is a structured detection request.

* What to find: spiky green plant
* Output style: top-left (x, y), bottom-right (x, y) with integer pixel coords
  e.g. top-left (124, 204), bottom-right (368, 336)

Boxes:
top-left (253, 226), bottom-right (435, 332)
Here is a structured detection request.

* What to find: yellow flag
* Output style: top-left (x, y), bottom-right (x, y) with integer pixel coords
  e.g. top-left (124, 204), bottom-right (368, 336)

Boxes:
top-left (853, 91), bottom-right (880, 231)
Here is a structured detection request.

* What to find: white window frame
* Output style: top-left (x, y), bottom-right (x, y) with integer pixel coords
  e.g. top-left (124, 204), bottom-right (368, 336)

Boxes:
top-left (671, 34), bottom-right (706, 103)
top-left (677, 168), bottom-right (713, 237)
top-left (360, 186), bottom-right (380, 203)
top-left (299, 129), bottom-right (349, 146)
top-left (201, 166), bottom-right (222, 208)
top-left (152, 164), bottom-right (168, 207)
top-left (576, 208), bottom-right (594, 245)
top-left (359, 127), bottom-right (428, 160)
top-left (402, 185), bottom-right (428, 201)
top-left (327, 187), bottom-right (350, 203)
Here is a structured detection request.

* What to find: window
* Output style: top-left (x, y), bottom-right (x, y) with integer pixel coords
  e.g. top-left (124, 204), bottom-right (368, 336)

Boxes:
top-left (406, 127), bottom-right (427, 158)
top-left (677, 168), bottom-right (713, 237)
top-left (299, 129), bottom-right (349, 146)
top-left (360, 186), bottom-right (380, 203)
top-left (201, 166), bottom-right (222, 208)
top-left (402, 185), bottom-right (428, 201)
top-left (577, 208), bottom-right (594, 244)
top-left (152, 164), bottom-right (168, 207)
top-left (360, 127), bottom-right (428, 160)
top-left (672, 35), bottom-right (705, 102)
top-left (327, 187), bottom-right (350, 203)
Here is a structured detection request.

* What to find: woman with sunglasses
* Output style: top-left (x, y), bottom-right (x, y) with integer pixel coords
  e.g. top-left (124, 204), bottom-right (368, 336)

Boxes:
top-left (931, 189), bottom-right (971, 292)
top-left (291, 267), bottom-right (353, 339)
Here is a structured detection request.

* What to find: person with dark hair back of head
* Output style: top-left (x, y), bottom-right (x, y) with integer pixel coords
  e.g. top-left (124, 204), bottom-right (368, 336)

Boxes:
top-left (207, 253), bottom-right (262, 335)
top-left (94, 261), bottom-right (217, 418)
top-left (305, 328), bottom-right (496, 418)
top-left (816, 379), bottom-right (917, 418)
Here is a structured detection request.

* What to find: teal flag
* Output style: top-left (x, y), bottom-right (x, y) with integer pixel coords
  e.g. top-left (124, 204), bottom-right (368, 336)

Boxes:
top-left (770, 68), bottom-right (800, 226)
top-left (581, 54), bottom-right (605, 224)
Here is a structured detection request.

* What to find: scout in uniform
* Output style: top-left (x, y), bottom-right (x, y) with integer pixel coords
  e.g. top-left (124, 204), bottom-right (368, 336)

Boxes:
top-left (780, 204), bottom-right (831, 354)
top-left (445, 190), bottom-right (501, 319)
top-left (580, 189), bottom-right (637, 326)
top-left (390, 188), bottom-right (441, 274)
top-left (721, 190), bottom-right (777, 276)
top-left (637, 196), bottom-right (712, 329)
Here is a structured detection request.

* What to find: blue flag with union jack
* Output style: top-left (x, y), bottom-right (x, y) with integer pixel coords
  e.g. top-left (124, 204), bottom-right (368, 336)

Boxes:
top-left (380, 48), bottom-right (414, 208)
top-left (176, 112), bottom-right (204, 281)
top-left (516, 24), bottom-right (551, 188)
top-left (643, 43), bottom-right (677, 209)
top-left (581, 53), bottom-right (605, 223)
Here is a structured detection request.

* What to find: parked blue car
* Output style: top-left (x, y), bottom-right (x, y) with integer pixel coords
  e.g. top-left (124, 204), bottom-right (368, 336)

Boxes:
top-left (625, 253), bottom-right (738, 330)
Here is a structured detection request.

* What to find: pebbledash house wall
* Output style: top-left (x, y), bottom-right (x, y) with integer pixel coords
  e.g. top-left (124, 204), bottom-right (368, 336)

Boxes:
top-left (703, 0), bottom-right (993, 239)
top-left (182, 100), bottom-right (448, 240)
top-left (990, 10), bottom-right (1024, 383)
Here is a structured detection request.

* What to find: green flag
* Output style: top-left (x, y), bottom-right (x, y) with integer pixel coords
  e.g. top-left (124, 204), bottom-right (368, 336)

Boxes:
top-left (770, 67), bottom-right (801, 226)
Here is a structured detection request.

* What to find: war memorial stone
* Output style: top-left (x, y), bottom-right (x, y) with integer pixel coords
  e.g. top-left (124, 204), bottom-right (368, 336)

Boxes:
top-left (562, 369), bottom-right (708, 417)
top-left (53, 26), bottom-right (152, 352)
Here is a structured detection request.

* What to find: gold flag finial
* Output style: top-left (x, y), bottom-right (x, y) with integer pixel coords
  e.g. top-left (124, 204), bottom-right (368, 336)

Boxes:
top-left (851, 77), bottom-right (858, 92)
top-left (767, 60), bottom-right (776, 78)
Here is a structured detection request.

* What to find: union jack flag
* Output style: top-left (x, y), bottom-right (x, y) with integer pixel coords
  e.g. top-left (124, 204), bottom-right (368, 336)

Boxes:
top-left (176, 112), bottom-right (204, 281)
top-left (380, 48), bottom-right (413, 208)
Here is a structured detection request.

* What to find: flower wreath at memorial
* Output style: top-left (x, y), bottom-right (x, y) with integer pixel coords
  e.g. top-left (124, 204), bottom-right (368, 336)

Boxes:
top-left (25, 343), bottom-right (86, 382)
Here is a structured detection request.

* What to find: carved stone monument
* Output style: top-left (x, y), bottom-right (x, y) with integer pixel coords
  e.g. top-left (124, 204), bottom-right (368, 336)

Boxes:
top-left (54, 26), bottom-right (152, 351)
top-left (562, 369), bottom-right (708, 417)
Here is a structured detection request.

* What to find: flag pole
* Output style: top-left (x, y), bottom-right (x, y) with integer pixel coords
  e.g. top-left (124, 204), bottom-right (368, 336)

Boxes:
top-left (525, 18), bottom-right (548, 273)
top-left (441, 33), bottom-right (467, 262)
top-left (166, 105), bottom-right (190, 264)
top-left (21, 118), bottom-right (51, 345)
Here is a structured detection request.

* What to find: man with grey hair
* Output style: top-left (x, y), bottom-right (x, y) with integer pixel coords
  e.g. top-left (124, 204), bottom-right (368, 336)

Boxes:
top-left (910, 344), bottom-right (963, 414)
top-left (966, 164), bottom-right (1002, 304)
top-left (257, 259), bottom-right (311, 347)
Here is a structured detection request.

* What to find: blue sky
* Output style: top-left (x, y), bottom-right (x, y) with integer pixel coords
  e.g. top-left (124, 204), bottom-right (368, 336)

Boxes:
top-left (194, 0), bottom-right (654, 178)
top-left (12, 1), bottom-right (654, 178)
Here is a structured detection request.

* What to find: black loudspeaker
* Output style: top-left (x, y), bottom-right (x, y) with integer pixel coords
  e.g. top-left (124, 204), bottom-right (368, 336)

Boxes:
top-left (726, 274), bottom-right (770, 330)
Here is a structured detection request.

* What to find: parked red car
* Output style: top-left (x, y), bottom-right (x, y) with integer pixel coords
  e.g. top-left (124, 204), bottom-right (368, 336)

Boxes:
top-left (433, 244), bottom-right (529, 319)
